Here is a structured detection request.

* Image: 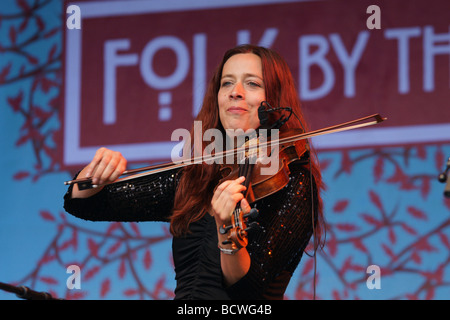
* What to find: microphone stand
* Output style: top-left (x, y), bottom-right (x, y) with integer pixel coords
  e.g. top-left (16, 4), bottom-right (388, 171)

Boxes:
top-left (0, 281), bottom-right (60, 300)
top-left (438, 156), bottom-right (450, 198)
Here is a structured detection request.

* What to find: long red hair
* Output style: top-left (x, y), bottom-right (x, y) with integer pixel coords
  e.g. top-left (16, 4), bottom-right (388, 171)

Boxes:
top-left (170, 45), bottom-right (324, 243)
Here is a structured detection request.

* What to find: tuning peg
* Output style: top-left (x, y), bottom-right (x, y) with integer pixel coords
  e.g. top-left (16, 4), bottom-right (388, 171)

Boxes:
top-left (245, 221), bottom-right (260, 232)
top-left (219, 224), bottom-right (233, 235)
top-left (243, 208), bottom-right (259, 220)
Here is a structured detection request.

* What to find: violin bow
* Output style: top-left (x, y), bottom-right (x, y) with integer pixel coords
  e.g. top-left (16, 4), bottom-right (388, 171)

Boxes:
top-left (64, 113), bottom-right (386, 187)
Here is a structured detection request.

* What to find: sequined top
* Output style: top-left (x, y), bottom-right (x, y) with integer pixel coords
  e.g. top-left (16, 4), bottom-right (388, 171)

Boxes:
top-left (63, 162), bottom-right (317, 300)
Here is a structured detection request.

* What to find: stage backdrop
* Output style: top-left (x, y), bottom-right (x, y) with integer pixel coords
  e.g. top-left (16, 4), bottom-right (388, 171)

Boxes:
top-left (1, 0), bottom-right (449, 300)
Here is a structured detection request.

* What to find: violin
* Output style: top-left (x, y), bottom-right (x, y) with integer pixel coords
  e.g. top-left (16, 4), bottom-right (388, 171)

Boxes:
top-left (64, 113), bottom-right (386, 248)
top-left (217, 129), bottom-right (309, 250)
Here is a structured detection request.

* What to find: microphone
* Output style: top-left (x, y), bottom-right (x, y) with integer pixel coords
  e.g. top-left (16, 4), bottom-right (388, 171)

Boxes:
top-left (258, 101), bottom-right (292, 129)
top-left (258, 101), bottom-right (270, 126)
top-left (438, 156), bottom-right (450, 198)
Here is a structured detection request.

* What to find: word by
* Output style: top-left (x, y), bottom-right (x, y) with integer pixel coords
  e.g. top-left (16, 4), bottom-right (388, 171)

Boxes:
top-left (366, 5), bottom-right (381, 30)
top-left (67, 5), bottom-right (81, 29)
top-left (366, 265), bottom-right (381, 289)
top-left (171, 122), bottom-right (281, 176)
top-left (299, 24), bottom-right (449, 102)
top-left (101, 25), bottom-right (448, 127)
top-left (66, 265), bottom-right (81, 289)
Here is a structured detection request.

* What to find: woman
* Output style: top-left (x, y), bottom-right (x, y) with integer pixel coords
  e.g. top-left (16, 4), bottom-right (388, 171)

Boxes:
top-left (64, 44), bottom-right (324, 300)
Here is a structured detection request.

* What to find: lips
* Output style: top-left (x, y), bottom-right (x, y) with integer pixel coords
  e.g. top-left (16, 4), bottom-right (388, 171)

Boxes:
top-left (227, 106), bottom-right (247, 113)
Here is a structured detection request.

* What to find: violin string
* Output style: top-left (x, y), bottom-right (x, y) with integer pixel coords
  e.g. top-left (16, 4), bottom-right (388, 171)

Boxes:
top-left (63, 111), bottom-right (386, 300)
top-left (64, 114), bottom-right (385, 186)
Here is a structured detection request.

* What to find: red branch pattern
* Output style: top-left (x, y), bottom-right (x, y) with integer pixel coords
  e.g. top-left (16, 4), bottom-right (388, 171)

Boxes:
top-left (2, 0), bottom-right (450, 300)
top-left (291, 146), bottom-right (450, 300)
top-left (13, 212), bottom-right (174, 299)
top-left (2, 0), bottom-right (62, 182)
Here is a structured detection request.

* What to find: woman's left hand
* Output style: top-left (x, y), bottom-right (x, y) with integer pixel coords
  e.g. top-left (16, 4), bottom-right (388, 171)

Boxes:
top-left (210, 176), bottom-right (252, 286)
top-left (210, 176), bottom-right (251, 226)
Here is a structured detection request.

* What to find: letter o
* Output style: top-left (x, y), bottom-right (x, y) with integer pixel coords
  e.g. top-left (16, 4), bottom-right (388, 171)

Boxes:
top-left (140, 36), bottom-right (190, 90)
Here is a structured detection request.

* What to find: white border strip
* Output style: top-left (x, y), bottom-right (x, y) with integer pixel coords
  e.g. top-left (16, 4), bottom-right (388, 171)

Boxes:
top-left (312, 123), bottom-right (450, 149)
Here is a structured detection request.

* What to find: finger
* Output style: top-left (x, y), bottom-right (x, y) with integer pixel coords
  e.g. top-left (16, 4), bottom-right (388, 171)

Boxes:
top-left (212, 176), bottom-right (245, 203)
top-left (85, 147), bottom-right (106, 177)
top-left (240, 198), bottom-right (251, 214)
top-left (108, 156), bottom-right (127, 182)
top-left (98, 151), bottom-right (125, 183)
top-left (214, 193), bottom-right (245, 223)
top-left (212, 184), bottom-right (246, 221)
top-left (222, 176), bottom-right (246, 195)
top-left (91, 151), bottom-right (112, 185)
top-left (221, 192), bottom-right (245, 213)
top-left (99, 153), bottom-right (120, 184)
top-left (213, 180), bottom-right (246, 210)
top-left (212, 176), bottom-right (245, 201)
top-left (220, 176), bottom-right (245, 191)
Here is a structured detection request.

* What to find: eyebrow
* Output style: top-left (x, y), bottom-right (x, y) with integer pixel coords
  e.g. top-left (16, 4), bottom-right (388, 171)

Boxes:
top-left (221, 73), bottom-right (264, 81)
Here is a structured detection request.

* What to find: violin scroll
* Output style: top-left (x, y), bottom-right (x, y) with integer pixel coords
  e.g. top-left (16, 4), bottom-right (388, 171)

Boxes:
top-left (219, 208), bottom-right (259, 249)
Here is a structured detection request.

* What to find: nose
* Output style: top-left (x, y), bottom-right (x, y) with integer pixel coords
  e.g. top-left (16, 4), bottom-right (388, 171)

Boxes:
top-left (230, 82), bottom-right (244, 99)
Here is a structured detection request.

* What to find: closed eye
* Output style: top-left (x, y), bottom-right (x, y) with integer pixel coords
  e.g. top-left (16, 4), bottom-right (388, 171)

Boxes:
top-left (221, 80), bottom-right (233, 87)
top-left (247, 81), bottom-right (262, 87)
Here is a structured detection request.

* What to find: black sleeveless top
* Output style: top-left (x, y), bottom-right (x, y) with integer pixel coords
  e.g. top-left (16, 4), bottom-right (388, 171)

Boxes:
top-left (63, 163), bottom-right (317, 300)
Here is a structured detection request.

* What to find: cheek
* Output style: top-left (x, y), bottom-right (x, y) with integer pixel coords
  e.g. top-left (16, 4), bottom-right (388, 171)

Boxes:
top-left (217, 91), bottom-right (227, 111)
top-left (218, 97), bottom-right (226, 117)
top-left (218, 105), bottom-right (229, 129)
top-left (250, 109), bottom-right (261, 129)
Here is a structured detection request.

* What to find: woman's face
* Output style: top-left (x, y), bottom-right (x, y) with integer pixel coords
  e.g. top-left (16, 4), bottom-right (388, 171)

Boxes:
top-left (218, 53), bottom-right (266, 133)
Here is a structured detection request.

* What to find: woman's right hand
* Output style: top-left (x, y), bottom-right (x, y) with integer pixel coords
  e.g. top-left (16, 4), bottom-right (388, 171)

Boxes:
top-left (85, 147), bottom-right (127, 185)
top-left (71, 147), bottom-right (127, 198)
